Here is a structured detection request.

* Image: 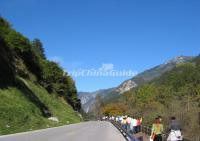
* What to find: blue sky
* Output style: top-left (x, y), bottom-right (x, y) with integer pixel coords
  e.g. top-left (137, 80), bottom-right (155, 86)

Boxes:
top-left (1, 0), bottom-right (200, 92)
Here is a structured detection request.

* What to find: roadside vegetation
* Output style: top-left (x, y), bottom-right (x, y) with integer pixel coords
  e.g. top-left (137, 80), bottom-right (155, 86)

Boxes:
top-left (0, 17), bottom-right (82, 135)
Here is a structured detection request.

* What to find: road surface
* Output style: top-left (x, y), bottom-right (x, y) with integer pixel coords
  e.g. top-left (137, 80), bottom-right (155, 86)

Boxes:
top-left (0, 121), bottom-right (126, 141)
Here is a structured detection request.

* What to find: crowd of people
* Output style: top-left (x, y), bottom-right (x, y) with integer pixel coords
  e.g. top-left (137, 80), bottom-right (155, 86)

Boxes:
top-left (102, 115), bottom-right (142, 134)
top-left (102, 115), bottom-right (183, 141)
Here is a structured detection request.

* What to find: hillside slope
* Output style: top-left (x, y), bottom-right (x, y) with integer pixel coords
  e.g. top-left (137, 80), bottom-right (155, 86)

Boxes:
top-left (79, 56), bottom-right (193, 113)
top-left (0, 78), bottom-right (81, 135)
top-left (0, 17), bottom-right (82, 135)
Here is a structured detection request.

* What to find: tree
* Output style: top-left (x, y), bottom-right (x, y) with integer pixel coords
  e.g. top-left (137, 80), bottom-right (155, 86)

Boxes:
top-left (5, 30), bottom-right (30, 51)
top-left (31, 39), bottom-right (46, 59)
top-left (40, 61), bottom-right (81, 111)
top-left (41, 61), bottom-right (64, 93)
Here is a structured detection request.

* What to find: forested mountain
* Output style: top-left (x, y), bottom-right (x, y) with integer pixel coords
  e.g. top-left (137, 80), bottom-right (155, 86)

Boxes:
top-left (79, 56), bottom-right (193, 113)
top-left (0, 17), bottom-right (82, 134)
top-left (130, 56), bottom-right (193, 85)
top-left (101, 55), bottom-right (200, 139)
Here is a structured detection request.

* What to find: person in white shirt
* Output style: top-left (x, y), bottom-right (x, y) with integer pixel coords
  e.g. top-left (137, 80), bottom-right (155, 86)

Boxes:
top-left (167, 117), bottom-right (183, 141)
top-left (130, 117), bottom-right (137, 134)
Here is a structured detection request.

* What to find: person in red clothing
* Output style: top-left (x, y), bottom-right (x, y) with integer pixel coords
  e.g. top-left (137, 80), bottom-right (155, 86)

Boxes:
top-left (136, 117), bottom-right (142, 133)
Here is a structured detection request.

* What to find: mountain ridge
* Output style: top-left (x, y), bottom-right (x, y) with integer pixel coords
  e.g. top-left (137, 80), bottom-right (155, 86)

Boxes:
top-left (78, 56), bottom-right (194, 112)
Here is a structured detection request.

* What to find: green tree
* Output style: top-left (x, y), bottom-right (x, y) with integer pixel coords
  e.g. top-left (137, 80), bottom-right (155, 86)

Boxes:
top-left (31, 39), bottom-right (46, 59)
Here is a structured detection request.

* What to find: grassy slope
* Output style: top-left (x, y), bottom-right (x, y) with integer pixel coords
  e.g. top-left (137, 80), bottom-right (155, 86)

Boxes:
top-left (0, 78), bottom-right (81, 135)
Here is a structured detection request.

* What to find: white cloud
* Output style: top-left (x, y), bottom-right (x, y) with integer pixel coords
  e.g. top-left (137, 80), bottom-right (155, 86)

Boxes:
top-left (99, 63), bottom-right (114, 71)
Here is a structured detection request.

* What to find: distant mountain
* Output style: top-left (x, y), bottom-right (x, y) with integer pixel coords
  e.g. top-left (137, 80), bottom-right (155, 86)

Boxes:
top-left (130, 56), bottom-right (193, 85)
top-left (78, 88), bottom-right (115, 112)
top-left (78, 56), bottom-right (193, 112)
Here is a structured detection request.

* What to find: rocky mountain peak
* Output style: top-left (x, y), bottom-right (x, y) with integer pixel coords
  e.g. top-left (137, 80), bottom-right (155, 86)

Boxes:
top-left (166, 56), bottom-right (193, 64)
top-left (115, 80), bottom-right (137, 94)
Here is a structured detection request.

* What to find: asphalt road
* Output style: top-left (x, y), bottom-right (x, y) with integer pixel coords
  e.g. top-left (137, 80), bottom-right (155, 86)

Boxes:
top-left (0, 121), bottom-right (126, 141)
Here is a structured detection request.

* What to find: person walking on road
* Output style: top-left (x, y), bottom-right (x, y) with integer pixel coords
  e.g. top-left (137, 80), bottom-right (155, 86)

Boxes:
top-left (136, 117), bottom-right (142, 133)
top-left (126, 116), bottom-right (132, 132)
top-left (130, 117), bottom-right (137, 134)
top-left (167, 117), bottom-right (183, 141)
top-left (151, 117), bottom-right (164, 141)
top-left (122, 116), bottom-right (127, 129)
